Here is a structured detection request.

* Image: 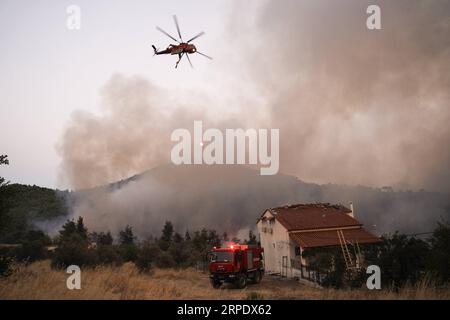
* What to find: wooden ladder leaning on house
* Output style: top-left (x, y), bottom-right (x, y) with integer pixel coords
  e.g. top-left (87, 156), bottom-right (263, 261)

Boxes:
top-left (337, 229), bottom-right (356, 270)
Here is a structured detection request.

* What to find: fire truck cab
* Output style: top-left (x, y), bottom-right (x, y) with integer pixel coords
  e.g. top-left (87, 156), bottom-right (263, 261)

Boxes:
top-left (208, 243), bottom-right (264, 289)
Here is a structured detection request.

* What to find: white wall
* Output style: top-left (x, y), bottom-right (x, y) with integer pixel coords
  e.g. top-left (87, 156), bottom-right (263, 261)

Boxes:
top-left (257, 210), bottom-right (292, 276)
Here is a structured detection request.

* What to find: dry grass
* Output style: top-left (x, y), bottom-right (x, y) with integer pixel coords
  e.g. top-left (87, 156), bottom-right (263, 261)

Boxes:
top-left (0, 260), bottom-right (448, 300)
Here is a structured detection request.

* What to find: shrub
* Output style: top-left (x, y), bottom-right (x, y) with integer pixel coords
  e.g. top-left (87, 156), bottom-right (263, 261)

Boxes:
top-left (51, 233), bottom-right (90, 269)
top-left (96, 245), bottom-right (122, 266)
top-left (156, 251), bottom-right (175, 268)
top-left (0, 250), bottom-right (14, 277)
top-left (16, 230), bottom-right (51, 262)
top-left (168, 242), bottom-right (191, 267)
top-left (119, 244), bottom-right (138, 262)
top-left (136, 244), bottom-right (161, 273)
top-left (427, 222), bottom-right (450, 284)
top-left (246, 292), bottom-right (263, 300)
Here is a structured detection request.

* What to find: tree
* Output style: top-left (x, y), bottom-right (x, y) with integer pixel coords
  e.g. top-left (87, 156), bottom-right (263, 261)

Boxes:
top-left (185, 230), bottom-right (191, 241)
top-left (95, 244), bottom-right (121, 266)
top-left (368, 232), bottom-right (430, 289)
top-left (173, 232), bottom-right (183, 243)
top-left (231, 237), bottom-right (240, 244)
top-left (222, 232), bottom-right (229, 242)
top-left (52, 217), bottom-right (91, 269)
top-left (59, 219), bottom-right (77, 239)
top-left (119, 225), bottom-right (137, 262)
top-left (52, 232), bottom-right (91, 268)
top-left (136, 243), bottom-right (161, 273)
top-left (91, 231), bottom-right (114, 246)
top-left (247, 230), bottom-right (257, 245)
top-left (119, 225), bottom-right (136, 245)
top-left (17, 230), bottom-right (51, 262)
top-left (76, 217), bottom-right (88, 241)
top-left (207, 230), bottom-right (221, 247)
top-left (427, 222), bottom-right (450, 283)
top-left (0, 251), bottom-right (13, 277)
top-left (0, 155), bottom-right (9, 188)
top-left (161, 221), bottom-right (174, 243)
top-left (156, 251), bottom-right (175, 268)
top-left (98, 232), bottom-right (114, 246)
top-left (159, 221), bottom-right (174, 251)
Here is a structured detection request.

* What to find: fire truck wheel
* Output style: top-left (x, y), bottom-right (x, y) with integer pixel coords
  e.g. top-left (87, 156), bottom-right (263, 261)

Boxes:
top-left (235, 274), bottom-right (247, 289)
top-left (253, 270), bottom-right (262, 284)
top-left (210, 279), bottom-right (222, 289)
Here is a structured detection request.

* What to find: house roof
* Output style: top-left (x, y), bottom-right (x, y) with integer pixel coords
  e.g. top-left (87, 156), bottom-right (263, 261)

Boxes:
top-left (264, 203), bottom-right (362, 231)
top-left (290, 228), bottom-right (381, 248)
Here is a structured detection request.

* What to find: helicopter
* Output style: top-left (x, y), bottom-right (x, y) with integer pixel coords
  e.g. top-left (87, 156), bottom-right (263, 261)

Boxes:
top-left (152, 15), bottom-right (212, 68)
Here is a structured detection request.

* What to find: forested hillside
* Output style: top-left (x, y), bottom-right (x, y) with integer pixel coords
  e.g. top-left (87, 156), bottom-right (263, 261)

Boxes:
top-left (0, 184), bottom-right (69, 243)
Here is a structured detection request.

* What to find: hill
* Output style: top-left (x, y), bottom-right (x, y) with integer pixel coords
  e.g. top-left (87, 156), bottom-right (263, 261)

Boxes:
top-left (1, 164), bottom-right (449, 241)
top-left (69, 164), bottom-right (450, 238)
top-left (0, 184), bottom-right (69, 242)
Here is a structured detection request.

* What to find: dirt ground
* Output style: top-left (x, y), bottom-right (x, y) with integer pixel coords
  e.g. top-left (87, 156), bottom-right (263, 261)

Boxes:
top-left (0, 260), bottom-right (448, 300)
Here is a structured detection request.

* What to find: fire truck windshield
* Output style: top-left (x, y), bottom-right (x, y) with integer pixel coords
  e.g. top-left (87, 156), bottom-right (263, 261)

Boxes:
top-left (210, 251), bottom-right (233, 262)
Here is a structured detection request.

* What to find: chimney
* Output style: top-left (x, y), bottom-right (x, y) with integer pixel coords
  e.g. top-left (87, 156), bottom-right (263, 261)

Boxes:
top-left (349, 202), bottom-right (355, 218)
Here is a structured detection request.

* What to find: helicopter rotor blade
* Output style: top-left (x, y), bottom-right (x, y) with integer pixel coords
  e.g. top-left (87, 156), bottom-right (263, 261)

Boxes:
top-left (156, 26), bottom-right (180, 43)
top-left (173, 15), bottom-right (183, 42)
top-left (196, 51), bottom-right (213, 60)
top-left (186, 53), bottom-right (194, 68)
top-left (187, 32), bottom-right (205, 43)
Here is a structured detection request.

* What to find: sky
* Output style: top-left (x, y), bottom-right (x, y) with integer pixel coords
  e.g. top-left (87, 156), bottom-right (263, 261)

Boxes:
top-left (1, 0), bottom-right (449, 193)
top-left (0, 0), bottom-right (233, 188)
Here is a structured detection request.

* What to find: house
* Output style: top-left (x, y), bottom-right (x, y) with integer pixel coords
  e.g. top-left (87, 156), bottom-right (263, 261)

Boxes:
top-left (256, 203), bottom-right (381, 279)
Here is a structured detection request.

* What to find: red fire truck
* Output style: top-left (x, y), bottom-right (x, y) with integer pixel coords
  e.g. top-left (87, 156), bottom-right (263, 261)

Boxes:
top-left (208, 243), bottom-right (264, 289)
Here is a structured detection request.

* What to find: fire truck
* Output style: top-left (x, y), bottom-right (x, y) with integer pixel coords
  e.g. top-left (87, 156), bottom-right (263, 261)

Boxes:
top-left (208, 243), bottom-right (264, 289)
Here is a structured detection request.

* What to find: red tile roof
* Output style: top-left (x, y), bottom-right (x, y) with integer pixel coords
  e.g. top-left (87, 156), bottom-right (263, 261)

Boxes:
top-left (267, 203), bottom-right (361, 231)
top-left (290, 228), bottom-right (382, 248)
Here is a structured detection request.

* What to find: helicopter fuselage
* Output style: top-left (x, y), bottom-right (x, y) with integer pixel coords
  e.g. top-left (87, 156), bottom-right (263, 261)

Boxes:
top-left (156, 43), bottom-right (197, 55)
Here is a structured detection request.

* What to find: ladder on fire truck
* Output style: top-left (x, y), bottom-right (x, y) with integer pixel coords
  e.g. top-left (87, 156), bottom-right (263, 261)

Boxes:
top-left (337, 229), bottom-right (360, 270)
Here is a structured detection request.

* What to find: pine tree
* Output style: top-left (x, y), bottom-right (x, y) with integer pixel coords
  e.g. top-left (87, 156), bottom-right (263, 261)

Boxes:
top-left (161, 221), bottom-right (174, 243)
top-left (119, 225), bottom-right (136, 245)
top-left (248, 230), bottom-right (257, 245)
top-left (222, 232), bottom-right (229, 242)
top-left (76, 216), bottom-right (88, 241)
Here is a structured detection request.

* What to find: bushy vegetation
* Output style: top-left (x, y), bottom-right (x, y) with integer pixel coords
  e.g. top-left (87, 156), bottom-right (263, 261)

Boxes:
top-left (1, 207), bottom-right (448, 290)
top-left (0, 184), bottom-right (69, 243)
top-left (44, 218), bottom-right (243, 273)
top-left (0, 249), bottom-right (14, 278)
top-left (303, 222), bottom-right (450, 289)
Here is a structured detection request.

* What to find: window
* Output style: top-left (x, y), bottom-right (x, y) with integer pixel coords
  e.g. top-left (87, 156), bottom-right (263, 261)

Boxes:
top-left (210, 251), bottom-right (233, 262)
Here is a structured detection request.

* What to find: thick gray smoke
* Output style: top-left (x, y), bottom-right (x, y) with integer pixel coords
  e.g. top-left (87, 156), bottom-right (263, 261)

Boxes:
top-left (57, 1), bottom-right (450, 237)
top-left (228, 0), bottom-right (450, 192)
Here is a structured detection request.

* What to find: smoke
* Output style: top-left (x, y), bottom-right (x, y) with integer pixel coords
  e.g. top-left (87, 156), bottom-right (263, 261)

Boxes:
top-left (57, 74), bottom-right (237, 189)
top-left (56, 1), bottom-right (450, 237)
top-left (227, 0), bottom-right (450, 192)
top-left (69, 165), bottom-right (305, 238)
